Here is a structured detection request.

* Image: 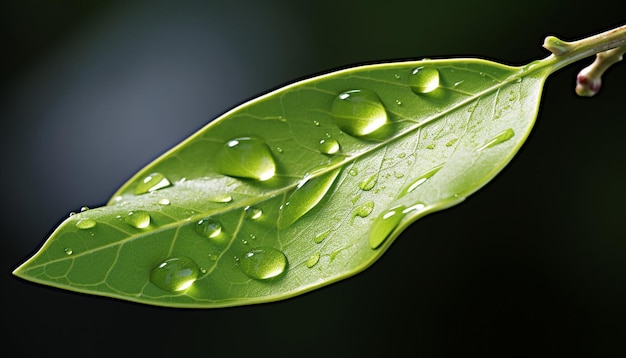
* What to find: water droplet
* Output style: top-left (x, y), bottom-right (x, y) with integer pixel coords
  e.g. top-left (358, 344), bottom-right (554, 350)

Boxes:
top-left (150, 256), bottom-right (199, 292)
top-left (358, 174), bottom-right (378, 191)
top-left (125, 210), bottom-right (151, 229)
top-left (446, 138), bottom-right (458, 147)
top-left (196, 218), bottom-right (222, 239)
top-left (209, 194), bottom-right (233, 203)
top-left (313, 120), bottom-right (320, 126)
top-left (354, 201), bottom-right (375, 219)
top-left (278, 168), bottom-right (341, 229)
top-left (330, 89), bottom-right (388, 137)
top-left (239, 247), bottom-right (288, 280)
top-left (369, 205), bottom-right (405, 249)
top-left (134, 172), bottom-right (171, 195)
top-left (64, 248), bottom-right (73, 255)
top-left (478, 128), bottom-right (515, 151)
top-left (158, 198), bottom-right (171, 206)
top-left (214, 137), bottom-right (276, 181)
top-left (276, 146), bottom-right (284, 153)
top-left (395, 99), bottom-right (402, 106)
top-left (245, 206), bottom-right (263, 220)
top-left (409, 66), bottom-right (440, 94)
top-left (75, 218), bottom-right (97, 229)
top-left (314, 231), bottom-right (330, 244)
top-left (318, 139), bottom-right (340, 155)
top-left (426, 144), bottom-right (435, 149)
top-left (348, 168), bottom-right (359, 176)
top-left (80, 206), bottom-right (90, 212)
top-left (306, 253), bottom-right (321, 268)
top-left (401, 164), bottom-right (444, 195)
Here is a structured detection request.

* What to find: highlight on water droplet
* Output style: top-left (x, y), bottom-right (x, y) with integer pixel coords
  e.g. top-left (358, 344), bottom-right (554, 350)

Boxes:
top-left (278, 168), bottom-right (341, 229)
top-left (330, 89), bottom-right (388, 137)
top-left (196, 217), bottom-right (222, 239)
top-left (149, 256), bottom-right (199, 292)
top-left (477, 128), bottom-right (515, 151)
top-left (134, 172), bottom-right (171, 195)
top-left (75, 218), bottom-right (97, 229)
top-left (369, 205), bottom-right (406, 249)
top-left (306, 253), bottom-right (321, 268)
top-left (239, 247), bottom-right (288, 280)
top-left (318, 139), bottom-right (340, 155)
top-left (125, 210), bottom-right (151, 229)
top-left (64, 248), bottom-right (73, 255)
top-left (157, 198), bottom-right (171, 206)
top-left (401, 164), bottom-right (444, 196)
top-left (409, 66), bottom-right (440, 94)
top-left (214, 137), bottom-right (276, 181)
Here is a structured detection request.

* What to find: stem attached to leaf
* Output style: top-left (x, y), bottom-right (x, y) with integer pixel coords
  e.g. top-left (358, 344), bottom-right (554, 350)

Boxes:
top-left (541, 24), bottom-right (626, 96)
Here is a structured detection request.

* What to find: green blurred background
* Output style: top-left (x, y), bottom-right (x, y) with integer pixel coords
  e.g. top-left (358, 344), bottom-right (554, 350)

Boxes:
top-left (2, 0), bottom-right (625, 356)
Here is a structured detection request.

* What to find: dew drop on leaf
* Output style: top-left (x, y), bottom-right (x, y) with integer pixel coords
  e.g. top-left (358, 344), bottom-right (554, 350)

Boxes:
top-left (64, 248), bottom-right (73, 256)
top-left (409, 66), bottom-right (440, 94)
top-left (157, 198), bottom-right (171, 206)
top-left (354, 201), bottom-right (375, 218)
top-left (318, 139), bottom-right (340, 155)
top-left (244, 206), bottom-right (263, 220)
top-left (330, 89), bottom-right (388, 137)
top-left (196, 218), bottom-right (222, 239)
top-left (358, 174), bottom-right (378, 191)
top-left (149, 256), bottom-right (199, 292)
top-left (306, 252), bottom-right (321, 268)
top-left (278, 168), bottom-right (341, 229)
top-left (400, 164), bottom-right (444, 196)
top-left (214, 137), bottom-right (276, 181)
top-left (134, 172), bottom-right (171, 195)
top-left (314, 230), bottom-right (330, 244)
top-left (369, 205), bottom-right (406, 249)
top-left (125, 210), bottom-right (151, 229)
top-left (478, 128), bottom-right (515, 151)
top-left (239, 247), bottom-right (288, 280)
top-left (75, 218), bottom-right (97, 229)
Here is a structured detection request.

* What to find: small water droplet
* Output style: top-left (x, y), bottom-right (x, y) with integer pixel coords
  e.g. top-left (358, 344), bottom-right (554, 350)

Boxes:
top-left (276, 146), bottom-right (284, 153)
top-left (354, 201), bottom-right (375, 219)
top-left (426, 144), bottom-right (435, 149)
top-left (158, 198), bottom-right (171, 206)
top-left (150, 256), bottom-right (199, 292)
top-left (369, 205), bottom-right (406, 249)
top-left (446, 138), bottom-right (458, 147)
top-left (209, 194), bottom-right (232, 203)
top-left (314, 231), bottom-right (330, 244)
top-left (239, 247), bottom-right (288, 280)
top-left (409, 66), bottom-right (440, 94)
top-left (395, 99), bottom-right (402, 106)
top-left (348, 168), bottom-right (359, 176)
top-left (125, 210), bottom-right (151, 229)
top-left (80, 206), bottom-right (90, 212)
top-left (214, 137), bottom-right (276, 181)
top-left (358, 174), bottom-right (378, 191)
top-left (306, 253), bottom-right (321, 268)
top-left (330, 89), bottom-right (388, 137)
top-left (318, 139), bottom-right (340, 155)
top-left (196, 218), bottom-right (222, 238)
top-left (75, 218), bottom-right (97, 229)
top-left (245, 206), bottom-right (263, 220)
top-left (278, 168), bottom-right (341, 229)
top-left (64, 248), bottom-right (73, 255)
top-left (478, 128), bottom-right (515, 151)
top-left (134, 172), bottom-right (171, 195)
top-left (313, 120), bottom-right (320, 126)
top-left (401, 164), bottom-right (444, 195)
top-left (394, 74), bottom-right (401, 79)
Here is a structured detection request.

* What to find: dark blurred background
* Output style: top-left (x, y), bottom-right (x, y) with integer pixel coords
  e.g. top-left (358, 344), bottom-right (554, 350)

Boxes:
top-left (2, 1), bottom-right (625, 356)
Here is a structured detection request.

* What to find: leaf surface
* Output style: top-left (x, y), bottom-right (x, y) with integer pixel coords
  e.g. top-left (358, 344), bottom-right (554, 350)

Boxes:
top-left (14, 58), bottom-right (552, 307)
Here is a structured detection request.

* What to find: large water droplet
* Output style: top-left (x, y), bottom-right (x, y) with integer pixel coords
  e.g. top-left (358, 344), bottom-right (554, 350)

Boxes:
top-left (278, 168), bottom-right (341, 229)
top-left (239, 247), bottom-right (287, 280)
top-left (318, 139), bottom-right (340, 155)
top-left (150, 257), bottom-right (199, 292)
top-left (330, 89), bottom-right (388, 137)
top-left (134, 172), bottom-right (171, 195)
top-left (125, 210), bottom-right (151, 229)
top-left (401, 164), bottom-right (444, 196)
top-left (196, 218), bottom-right (222, 238)
top-left (409, 66), bottom-right (440, 94)
top-left (369, 205), bottom-right (406, 249)
top-left (214, 137), bottom-right (276, 181)
top-left (75, 218), bottom-right (97, 229)
top-left (478, 128), bottom-right (515, 151)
